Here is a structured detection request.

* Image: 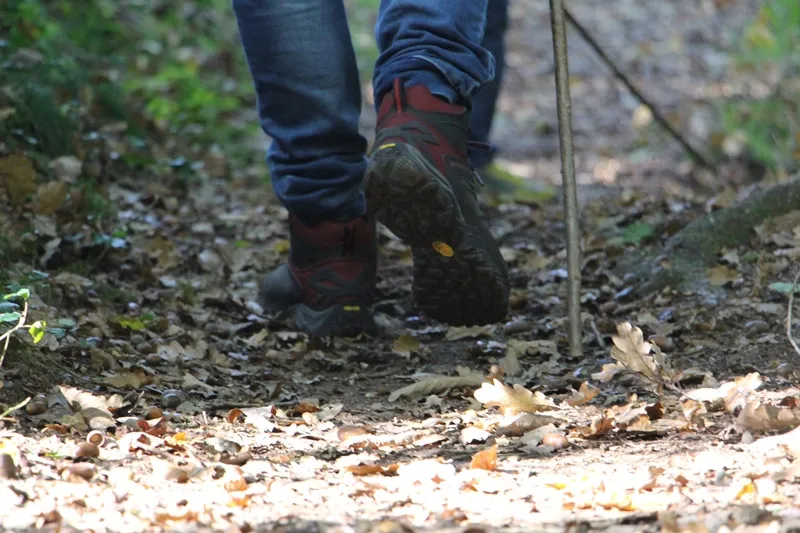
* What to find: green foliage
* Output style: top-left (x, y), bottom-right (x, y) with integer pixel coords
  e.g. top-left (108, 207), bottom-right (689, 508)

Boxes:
top-left (1, 0), bottom-right (257, 158)
top-left (0, 286), bottom-right (46, 368)
top-left (718, 0), bottom-right (799, 171)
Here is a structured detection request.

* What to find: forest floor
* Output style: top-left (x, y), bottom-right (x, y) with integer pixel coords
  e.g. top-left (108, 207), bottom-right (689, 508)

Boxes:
top-left (2, 1), bottom-right (800, 532)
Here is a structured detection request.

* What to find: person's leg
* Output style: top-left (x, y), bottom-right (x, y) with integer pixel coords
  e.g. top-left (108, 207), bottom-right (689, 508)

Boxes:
top-left (471, 0), bottom-right (558, 205)
top-left (469, 0), bottom-right (509, 168)
top-left (366, 0), bottom-right (510, 326)
top-left (232, 0), bottom-right (376, 336)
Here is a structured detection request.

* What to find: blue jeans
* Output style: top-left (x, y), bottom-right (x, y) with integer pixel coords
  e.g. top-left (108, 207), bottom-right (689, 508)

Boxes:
top-left (232, 0), bottom-right (497, 225)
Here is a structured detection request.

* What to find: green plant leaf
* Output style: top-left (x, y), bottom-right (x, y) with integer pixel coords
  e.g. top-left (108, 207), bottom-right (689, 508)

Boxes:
top-left (621, 222), bottom-right (655, 244)
top-left (3, 288), bottom-right (30, 301)
top-left (29, 321), bottom-right (47, 344)
top-left (0, 312), bottom-right (22, 324)
top-left (769, 282), bottom-right (800, 294)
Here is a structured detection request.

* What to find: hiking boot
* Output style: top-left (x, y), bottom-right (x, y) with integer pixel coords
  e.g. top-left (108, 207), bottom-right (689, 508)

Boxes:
top-left (478, 162), bottom-right (557, 206)
top-left (258, 214), bottom-right (377, 337)
top-left (364, 79), bottom-right (509, 325)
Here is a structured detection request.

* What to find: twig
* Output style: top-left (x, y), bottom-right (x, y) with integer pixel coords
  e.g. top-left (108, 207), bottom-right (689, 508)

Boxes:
top-left (0, 300), bottom-right (28, 369)
top-left (564, 7), bottom-right (717, 173)
top-left (550, 0), bottom-right (583, 358)
top-left (0, 396), bottom-right (31, 420)
top-left (786, 269), bottom-right (800, 360)
top-left (590, 318), bottom-right (605, 349)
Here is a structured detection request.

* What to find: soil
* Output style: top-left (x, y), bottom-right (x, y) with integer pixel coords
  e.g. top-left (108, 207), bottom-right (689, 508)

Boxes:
top-left (1, 1), bottom-right (799, 532)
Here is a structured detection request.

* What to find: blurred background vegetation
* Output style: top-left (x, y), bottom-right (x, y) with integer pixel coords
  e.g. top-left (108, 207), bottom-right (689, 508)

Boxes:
top-left (0, 0), bottom-right (796, 249)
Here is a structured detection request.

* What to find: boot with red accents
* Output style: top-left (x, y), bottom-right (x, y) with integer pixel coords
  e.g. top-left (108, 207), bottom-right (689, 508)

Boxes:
top-left (258, 214), bottom-right (377, 337)
top-left (365, 79), bottom-right (509, 325)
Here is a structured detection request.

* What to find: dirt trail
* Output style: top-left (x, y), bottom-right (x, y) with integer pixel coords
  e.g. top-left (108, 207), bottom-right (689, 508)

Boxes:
top-left (2, 1), bottom-right (800, 532)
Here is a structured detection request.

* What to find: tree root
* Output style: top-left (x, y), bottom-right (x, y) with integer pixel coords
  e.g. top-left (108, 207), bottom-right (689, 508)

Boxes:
top-left (618, 176), bottom-right (800, 297)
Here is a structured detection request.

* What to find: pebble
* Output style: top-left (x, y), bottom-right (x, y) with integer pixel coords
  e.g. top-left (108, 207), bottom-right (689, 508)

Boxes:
top-left (161, 391), bottom-right (184, 409)
top-left (744, 320), bottom-right (769, 336)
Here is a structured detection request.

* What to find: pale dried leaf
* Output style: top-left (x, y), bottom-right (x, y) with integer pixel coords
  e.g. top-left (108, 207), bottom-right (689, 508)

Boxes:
top-left (496, 413), bottom-right (563, 437)
top-left (567, 382), bottom-right (600, 406)
top-left (388, 373), bottom-right (484, 402)
top-left (737, 401), bottom-right (800, 432)
top-left (473, 379), bottom-right (558, 415)
top-left (592, 362), bottom-right (625, 382)
top-left (393, 334), bottom-right (421, 356)
top-left (445, 325), bottom-right (494, 341)
top-left (469, 444), bottom-right (497, 471)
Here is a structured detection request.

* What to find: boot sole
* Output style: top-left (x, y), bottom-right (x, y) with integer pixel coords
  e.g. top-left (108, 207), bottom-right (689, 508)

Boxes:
top-left (364, 143), bottom-right (508, 325)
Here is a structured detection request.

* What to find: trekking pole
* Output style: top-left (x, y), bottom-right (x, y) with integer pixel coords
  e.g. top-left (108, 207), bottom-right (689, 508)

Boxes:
top-left (549, 0), bottom-right (583, 357)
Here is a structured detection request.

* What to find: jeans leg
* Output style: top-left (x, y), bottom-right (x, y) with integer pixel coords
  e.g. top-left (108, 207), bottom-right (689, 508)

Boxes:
top-left (232, 0), bottom-right (367, 225)
top-left (372, 0), bottom-right (494, 106)
top-left (470, 0), bottom-right (509, 168)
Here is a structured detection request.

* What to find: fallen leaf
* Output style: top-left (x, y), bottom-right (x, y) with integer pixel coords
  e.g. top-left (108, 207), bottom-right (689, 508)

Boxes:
top-left (575, 415), bottom-right (615, 438)
top-left (0, 154), bottom-right (37, 206)
top-left (500, 348), bottom-right (521, 377)
top-left (389, 372), bottom-right (484, 402)
top-left (592, 362), bottom-right (625, 382)
top-left (50, 156), bottom-right (82, 182)
top-left (346, 464), bottom-right (399, 476)
top-left (56, 386), bottom-right (119, 430)
top-left (445, 325), bottom-right (494, 341)
top-left (473, 379), bottom-right (558, 415)
top-left (521, 423), bottom-right (559, 447)
top-left (101, 369), bottom-right (152, 389)
top-left (737, 401), bottom-right (800, 432)
top-left (496, 412), bottom-right (563, 436)
top-left (469, 444), bottom-right (497, 471)
top-left (34, 181), bottom-right (68, 214)
top-left (610, 323), bottom-right (675, 382)
top-left (460, 426), bottom-right (493, 445)
top-left (707, 265), bottom-right (740, 287)
top-left (567, 382), bottom-right (600, 406)
top-left (507, 339), bottom-right (559, 358)
top-left (393, 334), bottom-right (421, 356)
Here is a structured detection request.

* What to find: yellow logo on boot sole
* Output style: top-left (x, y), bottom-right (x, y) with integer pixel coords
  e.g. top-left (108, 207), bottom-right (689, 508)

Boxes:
top-left (432, 241), bottom-right (454, 257)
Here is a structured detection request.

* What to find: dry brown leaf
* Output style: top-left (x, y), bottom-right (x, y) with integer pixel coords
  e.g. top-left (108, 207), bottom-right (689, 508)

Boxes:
top-left (507, 339), bottom-right (559, 358)
top-left (610, 322), bottom-right (675, 381)
top-left (389, 372), bottom-right (484, 402)
top-left (393, 334), bottom-right (421, 356)
top-left (460, 426), bottom-right (493, 445)
top-left (0, 153), bottom-right (37, 206)
top-left (341, 430), bottom-right (424, 450)
top-left (55, 386), bottom-right (118, 430)
top-left (575, 415), bottom-right (615, 439)
top-left (101, 369), bottom-right (152, 389)
top-left (346, 463), bottom-right (399, 476)
top-left (592, 362), bottom-right (625, 382)
top-left (496, 412), bottom-right (562, 436)
top-left (445, 325), bottom-right (494, 341)
top-left (567, 382), bottom-right (600, 406)
top-left (469, 444), bottom-right (497, 471)
top-left (707, 265), bottom-right (740, 286)
top-left (473, 379), bottom-right (558, 415)
top-left (737, 401), bottom-right (800, 432)
top-left (34, 181), bottom-right (68, 214)
top-left (521, 423), bottom-right (559, 447)
top-left (500, 348), bottom-right (521, 376)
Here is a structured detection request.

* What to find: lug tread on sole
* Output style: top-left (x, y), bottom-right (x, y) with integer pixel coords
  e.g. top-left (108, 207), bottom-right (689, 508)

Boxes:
top-left (365, 145), bottom-right (508, 326)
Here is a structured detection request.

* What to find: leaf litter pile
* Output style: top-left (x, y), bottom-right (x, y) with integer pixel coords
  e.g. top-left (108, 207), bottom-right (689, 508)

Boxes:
top-left (2, 0), bottom-right (800, 532)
